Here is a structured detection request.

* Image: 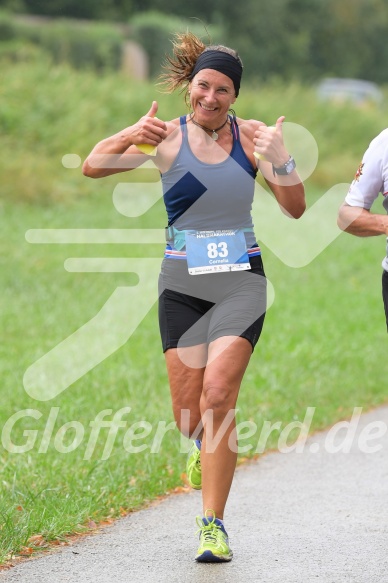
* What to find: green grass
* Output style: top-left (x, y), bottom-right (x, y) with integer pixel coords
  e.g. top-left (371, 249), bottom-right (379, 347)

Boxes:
top-left (1, 188), bottom-right (387, 562)
top-left (1, 55), bottom-right (388, 562)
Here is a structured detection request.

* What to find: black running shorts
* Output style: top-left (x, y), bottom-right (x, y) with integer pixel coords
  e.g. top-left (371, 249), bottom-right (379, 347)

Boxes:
top-left (158, 255), bottom-right (267, 352)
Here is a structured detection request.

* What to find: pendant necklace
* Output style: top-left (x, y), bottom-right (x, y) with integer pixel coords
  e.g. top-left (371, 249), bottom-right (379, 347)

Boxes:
top-left (189, 114), bottom-right (229, 141)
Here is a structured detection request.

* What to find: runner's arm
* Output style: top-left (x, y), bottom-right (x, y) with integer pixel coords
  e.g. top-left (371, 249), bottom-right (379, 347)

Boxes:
top-left (83, 101), bottom-right (168, 178)
top-left (338, 204), bottom-right (388, 236)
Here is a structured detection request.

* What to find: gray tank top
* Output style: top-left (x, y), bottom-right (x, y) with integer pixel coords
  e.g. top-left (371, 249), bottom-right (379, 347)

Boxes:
top-left (161, 115), bottom-right (258, 247)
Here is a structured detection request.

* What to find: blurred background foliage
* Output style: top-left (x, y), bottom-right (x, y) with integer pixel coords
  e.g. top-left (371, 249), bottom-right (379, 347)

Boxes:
top-left (1, 0), bottom-right (388, 204)
top-left (0, 0), bottom-right (388, 82)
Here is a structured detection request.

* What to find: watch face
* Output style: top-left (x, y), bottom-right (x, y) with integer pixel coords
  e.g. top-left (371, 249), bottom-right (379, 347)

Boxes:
top-left (285, 160), bottom-right (294, 173)
top-left (273, 157), bottom-right (296, 175)
top-left (285, 157), bottom-right (296, 174)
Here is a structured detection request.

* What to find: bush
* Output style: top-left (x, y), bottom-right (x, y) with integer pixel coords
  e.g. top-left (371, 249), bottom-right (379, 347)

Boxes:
top-left (1, 15), bottom-right (124, 72)
top-left (0, 9), bottom-right (17, 40)
top-left (0, 39), bottom-right (48, 63)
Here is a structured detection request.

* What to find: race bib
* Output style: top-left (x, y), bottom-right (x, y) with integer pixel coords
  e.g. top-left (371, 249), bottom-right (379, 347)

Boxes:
top-left (185, 229), bottom-right (250, 275)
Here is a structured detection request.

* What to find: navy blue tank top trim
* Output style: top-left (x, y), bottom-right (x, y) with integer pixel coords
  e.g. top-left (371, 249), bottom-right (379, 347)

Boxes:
top-left (179, 114), bottom-right (257, 177)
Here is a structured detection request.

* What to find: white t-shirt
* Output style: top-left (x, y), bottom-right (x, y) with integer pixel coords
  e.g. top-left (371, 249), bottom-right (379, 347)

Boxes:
top-left (345, 129), bottom-right (388, 271)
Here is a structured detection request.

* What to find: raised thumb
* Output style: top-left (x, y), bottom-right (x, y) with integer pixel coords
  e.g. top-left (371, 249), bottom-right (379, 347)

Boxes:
top-left (147, 101), bottom-right (158, 118)
top-left (276, 116), bottom-right (285, 131)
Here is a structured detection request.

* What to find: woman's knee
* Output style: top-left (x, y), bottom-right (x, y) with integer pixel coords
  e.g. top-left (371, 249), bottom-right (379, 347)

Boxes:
top-left (200, 381), bottom-right (236, 419)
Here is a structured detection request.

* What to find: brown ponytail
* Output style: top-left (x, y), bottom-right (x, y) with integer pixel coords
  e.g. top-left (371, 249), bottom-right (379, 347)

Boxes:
top-left (159, 32), bottom-right (206, 94)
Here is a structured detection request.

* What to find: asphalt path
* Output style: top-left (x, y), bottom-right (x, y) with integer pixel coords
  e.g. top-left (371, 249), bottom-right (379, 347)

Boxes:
top-left (1, 406), bottom-right (388, 583)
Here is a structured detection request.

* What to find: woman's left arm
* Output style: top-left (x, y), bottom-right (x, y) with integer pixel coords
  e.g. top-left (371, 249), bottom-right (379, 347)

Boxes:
top-left (251, 117), bottom-right (306, 219)
top-left (262, 166), bottom-right (306, 219)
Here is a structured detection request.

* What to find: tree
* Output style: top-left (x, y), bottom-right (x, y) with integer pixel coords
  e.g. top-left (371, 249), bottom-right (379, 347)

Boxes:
top-left (0, 0), bottom-right (133, 20)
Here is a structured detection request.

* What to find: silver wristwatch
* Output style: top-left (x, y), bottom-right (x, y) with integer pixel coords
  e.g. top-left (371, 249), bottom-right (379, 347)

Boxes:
top-left (272, 156), bottom-right (296, 176)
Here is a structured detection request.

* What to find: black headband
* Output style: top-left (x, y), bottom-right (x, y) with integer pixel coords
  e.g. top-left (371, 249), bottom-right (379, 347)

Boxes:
top-left (189, 49), bottom-right (242, 96)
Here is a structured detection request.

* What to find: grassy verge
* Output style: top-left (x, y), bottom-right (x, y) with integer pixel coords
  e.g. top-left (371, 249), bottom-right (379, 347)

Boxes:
top-left (1, 55), bottom-right (387, 205)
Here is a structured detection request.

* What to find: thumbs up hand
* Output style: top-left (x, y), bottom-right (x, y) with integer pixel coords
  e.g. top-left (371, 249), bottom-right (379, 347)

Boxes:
top-left (132, 101), bottom-right (167, 156)
top-left (253, 116), bottom-right (289, 166)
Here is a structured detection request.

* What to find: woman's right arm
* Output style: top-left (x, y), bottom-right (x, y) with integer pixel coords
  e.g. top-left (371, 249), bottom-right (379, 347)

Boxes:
top-left (82, 101), bottom-right (167, 179)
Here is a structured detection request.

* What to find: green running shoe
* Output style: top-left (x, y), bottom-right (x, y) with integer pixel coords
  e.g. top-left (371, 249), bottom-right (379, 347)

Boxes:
top-left (186, 440), bottom-right (202, 490)
top-left (195, 510), bottom-right (233, 563)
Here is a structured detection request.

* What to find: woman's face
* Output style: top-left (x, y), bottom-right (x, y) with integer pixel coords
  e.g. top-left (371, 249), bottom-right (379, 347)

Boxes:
top-left (189, 68), bottom-right (236, 125)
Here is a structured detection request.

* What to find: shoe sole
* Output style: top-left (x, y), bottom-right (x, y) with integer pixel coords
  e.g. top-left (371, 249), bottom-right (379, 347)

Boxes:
top-left (195, 550), bottom-right (233, 563)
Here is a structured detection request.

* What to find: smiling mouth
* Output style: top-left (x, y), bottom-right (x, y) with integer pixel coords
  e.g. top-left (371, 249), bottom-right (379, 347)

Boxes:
top-left (199, 103), bottom-right (217, 111)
